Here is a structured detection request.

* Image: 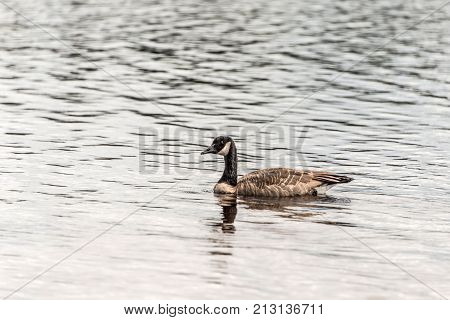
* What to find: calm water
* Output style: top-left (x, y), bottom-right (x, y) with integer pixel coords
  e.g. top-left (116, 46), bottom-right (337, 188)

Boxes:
top-left (1, 0), bottom-right (450, 299)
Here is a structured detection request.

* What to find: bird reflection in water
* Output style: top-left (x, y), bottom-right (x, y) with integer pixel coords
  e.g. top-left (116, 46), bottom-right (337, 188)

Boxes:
top-left (215, 194), bottom-right (238, 233)
top-left (240, 195), bottom-right (354, 227)
top-left (215, 194), bottom-right (353, 231)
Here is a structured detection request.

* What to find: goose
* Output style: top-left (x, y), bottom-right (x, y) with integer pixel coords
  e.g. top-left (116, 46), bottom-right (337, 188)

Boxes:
top-left (201, 136), bottom-right (353, 197)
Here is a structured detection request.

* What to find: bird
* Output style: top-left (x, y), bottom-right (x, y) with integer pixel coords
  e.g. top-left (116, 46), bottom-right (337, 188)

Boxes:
top-left (201, 136), bottom-right (353, 197)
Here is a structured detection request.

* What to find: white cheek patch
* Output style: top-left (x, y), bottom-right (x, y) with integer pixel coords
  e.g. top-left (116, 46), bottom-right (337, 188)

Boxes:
top-left (217, 141), bottom-right (231, 156)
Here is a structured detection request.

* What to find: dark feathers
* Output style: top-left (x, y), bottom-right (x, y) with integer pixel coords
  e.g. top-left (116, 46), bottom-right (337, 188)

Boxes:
top-left (203, 136), bottom-right (353, 198)
top-left (236, 168), bottom-right (352, 197)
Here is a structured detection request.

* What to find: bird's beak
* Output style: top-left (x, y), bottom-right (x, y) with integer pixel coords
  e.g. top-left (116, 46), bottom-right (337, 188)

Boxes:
top-left (201, 146), bottom-right (215, 155)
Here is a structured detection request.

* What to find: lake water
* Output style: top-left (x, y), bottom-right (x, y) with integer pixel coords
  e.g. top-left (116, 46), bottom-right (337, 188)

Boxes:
top-left (1, 0), bottom-right (449, 299)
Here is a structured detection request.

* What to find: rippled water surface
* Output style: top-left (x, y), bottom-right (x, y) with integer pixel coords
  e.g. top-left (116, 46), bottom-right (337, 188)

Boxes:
top-left (1, 0), bottom-right (450, 299)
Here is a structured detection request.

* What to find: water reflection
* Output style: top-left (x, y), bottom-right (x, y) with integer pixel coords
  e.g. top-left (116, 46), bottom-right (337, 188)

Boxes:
top-left (215, 193), bottom-right (355, 232)
top-left (216, 194), bottom-right (238, 233)
top-left (239, 195), bottom-right (345, 213)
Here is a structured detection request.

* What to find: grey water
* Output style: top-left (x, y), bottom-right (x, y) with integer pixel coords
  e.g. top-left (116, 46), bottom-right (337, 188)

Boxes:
top-left (1, 0), bottom-right (449, 299)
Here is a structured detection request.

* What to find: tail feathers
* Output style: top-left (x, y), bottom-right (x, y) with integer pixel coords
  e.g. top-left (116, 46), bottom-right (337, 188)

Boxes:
top-left (313, 173), bottom-right (353, 185)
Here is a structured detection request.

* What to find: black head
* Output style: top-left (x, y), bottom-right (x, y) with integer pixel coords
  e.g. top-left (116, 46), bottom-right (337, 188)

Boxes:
top-left (201, 136), bottom-right (233, 156)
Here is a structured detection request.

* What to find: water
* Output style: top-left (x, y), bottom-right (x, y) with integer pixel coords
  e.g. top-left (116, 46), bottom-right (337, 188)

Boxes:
top-left (1, 0), bottom-right (449, 299)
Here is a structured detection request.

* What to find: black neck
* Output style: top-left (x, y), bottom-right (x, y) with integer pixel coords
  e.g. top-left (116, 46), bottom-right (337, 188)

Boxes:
top-left (218, 140), bottom-right (238, 186)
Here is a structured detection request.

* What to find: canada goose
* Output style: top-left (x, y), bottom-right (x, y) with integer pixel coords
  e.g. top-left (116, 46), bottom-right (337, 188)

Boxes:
top-left (201, 136), bottom-right (353, 197)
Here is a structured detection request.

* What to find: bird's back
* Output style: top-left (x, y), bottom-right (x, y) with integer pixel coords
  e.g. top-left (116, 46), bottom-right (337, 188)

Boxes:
top-left (237, 168), bottom-right (352, 197)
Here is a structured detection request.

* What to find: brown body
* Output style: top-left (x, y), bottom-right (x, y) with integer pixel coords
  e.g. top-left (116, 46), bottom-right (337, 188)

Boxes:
top-left (203, 136), bottom-right (353, 198)
top-left (214, 168), bottom-right (352, 197)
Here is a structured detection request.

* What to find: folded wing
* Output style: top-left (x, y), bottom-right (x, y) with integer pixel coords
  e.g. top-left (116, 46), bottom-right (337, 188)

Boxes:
top-left (237, 168), bottom-right (352, 197)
